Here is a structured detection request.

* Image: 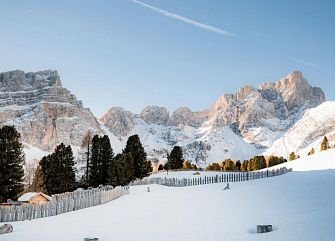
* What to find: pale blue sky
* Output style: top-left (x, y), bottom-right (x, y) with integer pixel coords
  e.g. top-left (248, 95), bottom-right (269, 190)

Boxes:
top-left (0, 0), bottom-right (334, 117)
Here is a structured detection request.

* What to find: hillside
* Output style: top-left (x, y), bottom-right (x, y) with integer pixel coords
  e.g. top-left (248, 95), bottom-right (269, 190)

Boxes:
top-left (2, 149), bottom-right (335, 241)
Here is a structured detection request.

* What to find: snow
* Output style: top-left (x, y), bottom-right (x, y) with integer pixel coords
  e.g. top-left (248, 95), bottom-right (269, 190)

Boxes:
top-left (151, 170), bottom-right (225, 179)
top-left (267, 148), bottom-right (335, 171)
top-left (23, 143), bottom-right (49, 164)
top-left (264, 101), bottom-right (335, 159)
top-left (17, 192), bottom-right (52, 202)
top-left (2, 149), bottom-right (335, 241)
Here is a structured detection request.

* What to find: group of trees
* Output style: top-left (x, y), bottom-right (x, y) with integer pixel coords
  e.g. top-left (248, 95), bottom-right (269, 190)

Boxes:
top-left (291, 136), bottom-right (331, 159)
top-left (205, 155), bottom-right (287, 172)
top-left (32, 134), bottom-right (151, 195)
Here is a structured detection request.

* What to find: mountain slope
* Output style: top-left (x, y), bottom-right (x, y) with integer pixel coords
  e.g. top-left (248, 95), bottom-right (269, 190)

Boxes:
top-left (264, 101), bottom-right (335, 158)
top-left (101, 71), bottom-right (326, 165)
top-left (0, 70), bottom-right (103, 154)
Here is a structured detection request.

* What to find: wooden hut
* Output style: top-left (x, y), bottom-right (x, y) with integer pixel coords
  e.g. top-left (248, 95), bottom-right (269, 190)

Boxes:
top-left (18, 192), bottom-right (52, 205)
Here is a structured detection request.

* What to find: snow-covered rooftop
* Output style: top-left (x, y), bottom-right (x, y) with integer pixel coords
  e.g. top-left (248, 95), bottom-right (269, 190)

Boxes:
top-left (18, 192), bottom-right (52, 202)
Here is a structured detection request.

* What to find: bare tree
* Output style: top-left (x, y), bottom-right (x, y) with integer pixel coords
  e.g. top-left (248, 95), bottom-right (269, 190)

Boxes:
top-left (81, 130), bottom-right (93, 185)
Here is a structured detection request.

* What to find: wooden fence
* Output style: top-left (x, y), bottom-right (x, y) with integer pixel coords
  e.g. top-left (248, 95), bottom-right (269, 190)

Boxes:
top-left (129, 167), bottom-right (292, 187)
top-left (0, 186), bottom-right (129, 223)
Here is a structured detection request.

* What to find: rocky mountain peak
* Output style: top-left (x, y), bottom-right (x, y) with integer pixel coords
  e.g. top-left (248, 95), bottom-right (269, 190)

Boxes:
top-left (100, 107), bottom-right (135, 137)
top-left (0, 69), bottom-right (102, 152)
top-left (0, 70), bottom-right (61, 92)
top-left (140, 106), bottom-right (170, 125)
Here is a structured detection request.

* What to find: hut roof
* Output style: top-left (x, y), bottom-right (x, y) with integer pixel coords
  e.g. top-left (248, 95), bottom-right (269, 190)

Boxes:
top-left (18, 192), bottom-right (52, 202)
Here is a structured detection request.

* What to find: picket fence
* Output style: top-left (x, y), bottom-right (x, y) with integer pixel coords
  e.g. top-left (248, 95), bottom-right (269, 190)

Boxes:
top-left (0, 186), bottom-right (129, 223)
top-left (129, 167), bottom-right (292, 187)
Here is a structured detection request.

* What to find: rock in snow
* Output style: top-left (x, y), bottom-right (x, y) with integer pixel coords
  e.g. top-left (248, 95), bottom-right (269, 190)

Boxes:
top-left (0, 69), bottom-right (330, 166)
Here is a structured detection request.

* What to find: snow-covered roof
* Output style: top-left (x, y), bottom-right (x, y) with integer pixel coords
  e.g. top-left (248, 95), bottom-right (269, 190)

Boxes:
top-left (18, 192), bottom-right (52, 202)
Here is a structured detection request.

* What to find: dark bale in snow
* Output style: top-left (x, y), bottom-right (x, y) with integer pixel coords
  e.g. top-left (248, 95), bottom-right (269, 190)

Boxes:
top-left (257, 225), bottom-right (272, 233)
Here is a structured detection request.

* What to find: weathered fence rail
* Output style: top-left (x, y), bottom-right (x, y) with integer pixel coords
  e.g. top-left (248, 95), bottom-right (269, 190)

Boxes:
top-left (0, 186), bottom-right (129, 223)
top-left (129, 167), bottom-right (292, 187)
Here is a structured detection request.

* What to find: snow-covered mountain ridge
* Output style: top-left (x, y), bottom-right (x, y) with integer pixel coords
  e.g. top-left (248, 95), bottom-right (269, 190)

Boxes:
top-left (101, 70), bottom-right (328, 165)
top-left (0, 69), bottom-right (331, 166)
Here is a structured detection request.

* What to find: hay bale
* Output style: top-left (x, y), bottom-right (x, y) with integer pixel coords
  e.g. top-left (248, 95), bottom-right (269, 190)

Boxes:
top-left (257, 225), bottom-right (272, 233)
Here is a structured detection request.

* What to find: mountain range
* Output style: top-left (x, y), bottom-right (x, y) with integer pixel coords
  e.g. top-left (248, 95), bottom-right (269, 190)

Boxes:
top-left (0, 69), bottom-right (333, 166)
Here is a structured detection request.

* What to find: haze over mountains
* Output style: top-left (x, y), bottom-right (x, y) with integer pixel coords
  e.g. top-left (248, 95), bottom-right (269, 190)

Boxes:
top-left (0, 69), bottom-right (333, 166)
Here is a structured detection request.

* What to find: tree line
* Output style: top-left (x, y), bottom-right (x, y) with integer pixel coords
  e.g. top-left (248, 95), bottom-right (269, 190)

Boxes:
top-left (32, 133), bottom-right (152, 195)
top-left (205, 155), bottom-right (287, 172)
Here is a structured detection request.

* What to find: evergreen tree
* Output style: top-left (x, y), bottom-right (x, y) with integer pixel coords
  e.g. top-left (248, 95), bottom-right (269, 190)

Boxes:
top-left (241, 160), bottom-right (248, 172)
top-left (205, 163), bottom-right (221, 171)
top-left (247, 160), bottom-right (254, 171)
top-left (40, 143), bottom-right (76, 195)
top-left (320, 136), bottom-right (330, 151)
top-left (89, 135), bottom-right (114, 187)
top-left (289, 151), bottom-right (297, 161)
top-left (183, 160), bottom-right (193, 169)
top-left (0, 125), bottom-right (25, 202)
top-left (235, 160), bottom-right (241, 171)
top-left (223, 159), bottom-right (236, 171)
top-left (123, 135), bottom-right (150, 179)
top-left (251, 156), bottom-right (267, 170)
top-left (167, 146), bottom-right (184, 170)
top-left (109, 153), bottom-right (133, 187)
top-left (158, 164), bottom-right (164, 171)
top-left (307, 147), bottom-right (315, 155)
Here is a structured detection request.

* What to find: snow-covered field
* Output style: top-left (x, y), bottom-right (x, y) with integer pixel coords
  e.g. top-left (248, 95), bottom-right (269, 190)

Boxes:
top-left (151, 170), bottom-right (225, 179)
top-left (2, 149), bottom-right (335, 241)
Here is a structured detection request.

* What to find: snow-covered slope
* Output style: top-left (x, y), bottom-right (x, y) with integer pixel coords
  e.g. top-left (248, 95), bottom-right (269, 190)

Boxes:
top-left (3, 147), bottom-right (335, 241)
top-left (267, 147), bottom-right (335, 171)
top-left (264, 101), bottom-right (335, 159)
top-left (3, 171), bottom-right (335, 241)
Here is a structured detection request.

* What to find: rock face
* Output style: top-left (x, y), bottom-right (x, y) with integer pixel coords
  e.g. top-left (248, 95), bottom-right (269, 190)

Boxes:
top-left (100, 107), bottom-right (135, 137)
top-left (101, 71), bottom-right (325, 165)
top-left (0, 70), bottom-right (326, 166)
top-left (140, 106), bottom-right (170, 125)
top-left (0, 70), bottom-right (102, 152)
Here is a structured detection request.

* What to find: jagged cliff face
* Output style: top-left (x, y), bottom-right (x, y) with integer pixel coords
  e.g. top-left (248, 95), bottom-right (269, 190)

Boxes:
top-left (0, 70), bottom-right (102, 151)
top-left (100, 71), bottom-right (325, 165)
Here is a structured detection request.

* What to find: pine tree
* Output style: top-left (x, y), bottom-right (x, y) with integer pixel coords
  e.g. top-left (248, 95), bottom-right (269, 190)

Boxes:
top-left (167, 146), bottom-right (184, 170)
top-left (205, 163), bottom-right (221, 171)
top-left (123, 135), bottom-right (150, 179)
top-left (241, 160), bottom-right (248, 172)
top-left (247, 160), bottom-right (254, 171)
top-left (89, 135), bottom-right (114, 187)
top-left (235, 160), bottom-right (241, 171)
top-left (158, 164), bottom-right (164, 171)
top-left (109, 153), bottom-right (133, 187)
top-left (183, 160), bottom-right (193, 169)
top-left (289, 152), bottom-right (296, 161)
top-left (0, 125), bottom-right (25, 202)
top-left (320, 136), bottom-right (330, 151)
top-left (307, 147), bottom-right (315, 155)
top-left (223, 159), bottom-right (236, 171)
top-left (40, 143), bottom-right (76, 195)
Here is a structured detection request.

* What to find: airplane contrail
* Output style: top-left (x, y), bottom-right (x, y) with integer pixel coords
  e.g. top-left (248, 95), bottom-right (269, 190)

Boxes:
top-left (129, 0), bottom-right (235, 37)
